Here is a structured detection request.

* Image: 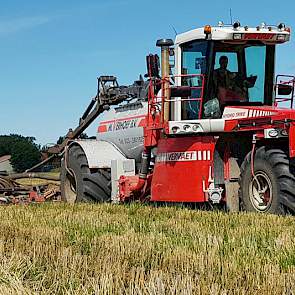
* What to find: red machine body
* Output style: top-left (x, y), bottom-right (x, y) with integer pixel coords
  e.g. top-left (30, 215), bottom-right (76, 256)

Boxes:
top-left (151, 137), bottom-right (215, 202)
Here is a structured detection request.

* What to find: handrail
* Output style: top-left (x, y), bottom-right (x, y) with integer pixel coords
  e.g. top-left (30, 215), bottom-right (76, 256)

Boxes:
top-left (275, 74), bottom-right (295, 109)
top-left (147, 74), bottom-right (205, 126)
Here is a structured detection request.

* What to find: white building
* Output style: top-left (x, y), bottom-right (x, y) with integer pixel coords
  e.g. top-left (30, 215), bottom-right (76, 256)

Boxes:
top-left (0, 155), bottom-right (14, 174)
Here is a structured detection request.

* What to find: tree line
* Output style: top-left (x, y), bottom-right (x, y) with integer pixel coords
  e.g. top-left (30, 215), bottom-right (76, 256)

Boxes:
top-left (0, 134), bottom-right (41, 173)
top-left (0, 133), bottom-right (90, 173)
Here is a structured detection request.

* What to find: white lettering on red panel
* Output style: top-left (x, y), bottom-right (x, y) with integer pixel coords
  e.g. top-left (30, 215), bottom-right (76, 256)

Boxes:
top-left (156, 151), bottom-right (211, 162)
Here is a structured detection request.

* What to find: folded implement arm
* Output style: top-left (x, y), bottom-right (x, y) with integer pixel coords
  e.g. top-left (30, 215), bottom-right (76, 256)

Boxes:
top-left (27, 75), bottom-right (148, 172)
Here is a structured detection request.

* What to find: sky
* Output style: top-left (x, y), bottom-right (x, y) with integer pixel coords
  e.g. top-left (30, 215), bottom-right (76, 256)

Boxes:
top-left (1, 0), bottom-right (295, 145)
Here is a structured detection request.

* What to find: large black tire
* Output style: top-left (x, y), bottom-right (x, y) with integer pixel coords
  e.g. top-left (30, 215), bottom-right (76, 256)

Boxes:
top-left (61, 144), bottom-right (111, 203)
top-left (239, 147), bottom-right (295, 214)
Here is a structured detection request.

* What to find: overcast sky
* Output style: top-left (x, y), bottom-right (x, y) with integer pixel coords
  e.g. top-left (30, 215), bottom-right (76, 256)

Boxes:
top-left (0, 0), bottom-right (294, 145)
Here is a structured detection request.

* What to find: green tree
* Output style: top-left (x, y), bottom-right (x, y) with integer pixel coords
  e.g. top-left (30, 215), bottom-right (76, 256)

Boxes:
top-left (0, 134), bottom-right (41, 173)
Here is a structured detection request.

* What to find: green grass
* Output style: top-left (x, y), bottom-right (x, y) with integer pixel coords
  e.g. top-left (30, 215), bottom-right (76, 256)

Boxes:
top-left (0, 203), bottom-right (294, 294)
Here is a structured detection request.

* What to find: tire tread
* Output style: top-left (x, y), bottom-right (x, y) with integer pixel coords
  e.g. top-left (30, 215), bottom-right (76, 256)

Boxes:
top-left (239, 147), bottom-right (295, 214)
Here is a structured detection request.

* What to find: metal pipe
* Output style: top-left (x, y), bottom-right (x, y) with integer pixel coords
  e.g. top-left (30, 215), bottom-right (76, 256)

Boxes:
top-left (25, 155), bottom-right (57, 172)
top-left (81, 97), bottom-right (97, 120)
top-left (157, 39), bottom-right (174, 122)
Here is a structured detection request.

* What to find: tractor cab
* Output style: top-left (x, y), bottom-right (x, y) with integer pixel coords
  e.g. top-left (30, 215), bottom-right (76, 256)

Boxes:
top-left (159, 22), bottom-right (292, 134)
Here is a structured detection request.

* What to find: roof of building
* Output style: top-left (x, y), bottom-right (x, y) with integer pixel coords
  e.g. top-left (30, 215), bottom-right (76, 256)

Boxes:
top-left (0, 155), bottom-right (11, 163)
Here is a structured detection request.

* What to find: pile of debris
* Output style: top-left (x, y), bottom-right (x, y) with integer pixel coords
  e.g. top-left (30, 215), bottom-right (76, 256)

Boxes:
top-left (0, 173), bottom-right (60, 205)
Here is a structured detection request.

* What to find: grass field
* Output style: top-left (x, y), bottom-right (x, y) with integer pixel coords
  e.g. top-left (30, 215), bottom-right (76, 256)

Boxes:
top-left (0, 203), bottom-right (294, 294)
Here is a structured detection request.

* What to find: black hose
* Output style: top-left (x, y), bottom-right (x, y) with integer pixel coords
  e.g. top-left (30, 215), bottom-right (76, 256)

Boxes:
top-left (139, 149), bottom-right (151, 179)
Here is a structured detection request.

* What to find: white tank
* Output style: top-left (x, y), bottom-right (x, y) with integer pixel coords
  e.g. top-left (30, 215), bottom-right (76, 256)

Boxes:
top-left (97, 98), bottom-right (148, 162)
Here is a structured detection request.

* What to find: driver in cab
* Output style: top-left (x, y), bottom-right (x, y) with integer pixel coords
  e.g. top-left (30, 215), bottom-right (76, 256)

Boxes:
top-left (213, 55), bottom-right (247, 105)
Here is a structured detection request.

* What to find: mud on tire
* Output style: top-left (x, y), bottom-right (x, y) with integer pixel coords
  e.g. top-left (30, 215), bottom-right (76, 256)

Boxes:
top-left (239, 147), bottom-right (295, 214)
top-left (61, 144), bottom-right (111, 203)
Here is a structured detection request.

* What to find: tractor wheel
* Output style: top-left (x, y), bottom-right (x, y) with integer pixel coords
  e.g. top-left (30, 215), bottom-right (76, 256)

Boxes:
top-left (239, 147), bottom-right (295, 214)
top-left (60, 144), bottom-right (111, 203)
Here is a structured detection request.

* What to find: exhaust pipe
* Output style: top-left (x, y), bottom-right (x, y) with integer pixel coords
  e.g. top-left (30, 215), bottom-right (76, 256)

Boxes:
top-left (156, 39), bottom-right (174, 122)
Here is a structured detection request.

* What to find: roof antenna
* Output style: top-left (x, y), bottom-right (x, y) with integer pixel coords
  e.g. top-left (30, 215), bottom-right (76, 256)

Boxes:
top-left (229, 8), bottom-right (233, 25)
top-left (171, 25), bottom-right (178, 37)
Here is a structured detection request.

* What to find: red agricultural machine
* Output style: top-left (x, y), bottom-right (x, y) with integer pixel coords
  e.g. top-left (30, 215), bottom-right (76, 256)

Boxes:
top-left (38, 22), bottom-right (295, 214)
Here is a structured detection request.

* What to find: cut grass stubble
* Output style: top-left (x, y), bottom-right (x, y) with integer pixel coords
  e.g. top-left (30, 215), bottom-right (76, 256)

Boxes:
top-left (0, 203), bottom-right (294, 294)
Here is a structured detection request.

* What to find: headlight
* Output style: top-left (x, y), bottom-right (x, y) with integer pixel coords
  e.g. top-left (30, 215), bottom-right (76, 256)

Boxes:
top-left (183, 125), bottom-right (191, 132)
top-left (233, 21), bottom-right (241, 29)
top-left (277, 34), bottom-right (286, 41)
top-left (171, 126), bottom-right (180, 134)
top-left (233, 33), bottom-right (243, 40)
top-left (192, 125), bottom-right (199, 132)
top-left (278, 23), bottom-right (286, 30)
top-left (281, 129), bottom-right (288, 136)
top-left (268, 129), bottom-right (279, 138)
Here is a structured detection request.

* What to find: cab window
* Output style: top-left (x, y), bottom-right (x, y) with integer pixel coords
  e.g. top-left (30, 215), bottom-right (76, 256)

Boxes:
top-left (211, 43), bottom-right (269, 107)
top-left (212, 50), bottom-right (244, 105)
top-left (182, 40), bottom-right (208, 86)
top-left (245, 46), bottom-right (266, 103)
top-left (181, 41), bottom-right (209, 120)
top-left (214, 52), bottom-right (238, 72)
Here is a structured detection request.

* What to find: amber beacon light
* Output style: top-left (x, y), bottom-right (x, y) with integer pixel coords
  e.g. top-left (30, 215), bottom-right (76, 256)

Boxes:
top-left (204, 25), bottom-right (212, 34)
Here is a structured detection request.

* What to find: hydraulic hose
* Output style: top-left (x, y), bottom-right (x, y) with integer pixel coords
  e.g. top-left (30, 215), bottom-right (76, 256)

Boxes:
top-left (134, 148), bottom-right (151, 192)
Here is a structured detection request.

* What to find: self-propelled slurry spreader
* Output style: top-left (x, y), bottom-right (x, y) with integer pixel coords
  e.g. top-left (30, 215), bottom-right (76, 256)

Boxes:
top-left (60, 22), bottom-right (295, 214)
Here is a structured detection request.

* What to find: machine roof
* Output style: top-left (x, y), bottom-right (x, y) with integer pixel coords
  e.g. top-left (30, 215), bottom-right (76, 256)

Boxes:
top-left (175, 25), bottom-right (291, 45)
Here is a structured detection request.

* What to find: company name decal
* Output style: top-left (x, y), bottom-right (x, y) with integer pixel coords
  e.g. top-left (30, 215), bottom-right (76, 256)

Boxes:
top-left (98, 116), bottom-right (146, 133)
top-left (109, 119), bottom-right (138, 131)
top-left (156, 150), bottom-right (211, 162)
top-left (244, 33), bottom-right (276, 40)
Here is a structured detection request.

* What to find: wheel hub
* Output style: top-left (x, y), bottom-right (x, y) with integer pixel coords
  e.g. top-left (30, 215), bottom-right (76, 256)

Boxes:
top-left (249, 171), bottom-right (273, 212)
